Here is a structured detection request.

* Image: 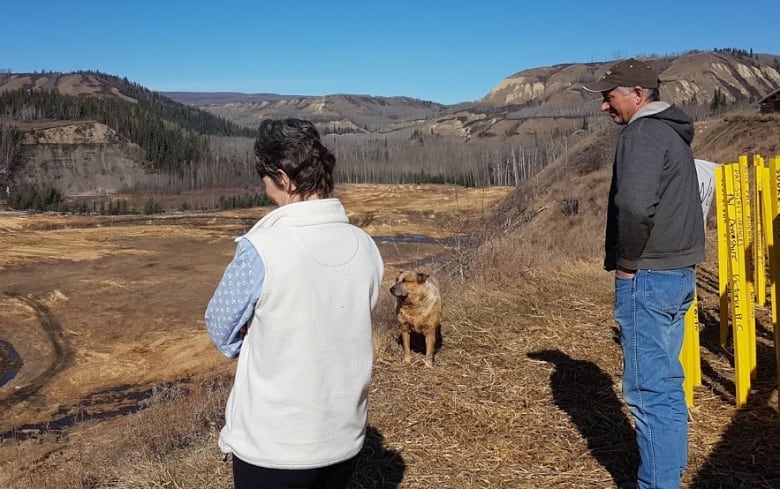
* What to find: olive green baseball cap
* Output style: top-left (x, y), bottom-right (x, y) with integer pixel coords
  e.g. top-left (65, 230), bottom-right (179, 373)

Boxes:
top-left (583, 58), bottom-right (660, 92)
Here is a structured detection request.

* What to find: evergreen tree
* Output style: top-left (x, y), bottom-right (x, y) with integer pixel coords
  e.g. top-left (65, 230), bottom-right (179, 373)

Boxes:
top-left (710, 88), bottom-right (727, 112)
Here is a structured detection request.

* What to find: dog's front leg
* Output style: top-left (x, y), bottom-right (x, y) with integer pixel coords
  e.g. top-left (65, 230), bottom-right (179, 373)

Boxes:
top-left (423, 332), bottom-right (435, 367)
top-left (401, 329), bottom-right (412, 364)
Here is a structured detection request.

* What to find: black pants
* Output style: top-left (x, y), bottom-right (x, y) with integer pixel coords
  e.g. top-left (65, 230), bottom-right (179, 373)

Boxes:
top-left (232, 454), bottom-right (358, 489)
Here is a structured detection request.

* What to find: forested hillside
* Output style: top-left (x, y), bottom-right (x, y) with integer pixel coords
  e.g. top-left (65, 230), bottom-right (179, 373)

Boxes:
top-left (0, 72), bottom-right (253, 173)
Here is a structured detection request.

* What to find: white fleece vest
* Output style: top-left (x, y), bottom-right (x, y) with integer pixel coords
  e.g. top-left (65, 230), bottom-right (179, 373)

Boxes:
top-left (218, 198), bottom-right (384, 469)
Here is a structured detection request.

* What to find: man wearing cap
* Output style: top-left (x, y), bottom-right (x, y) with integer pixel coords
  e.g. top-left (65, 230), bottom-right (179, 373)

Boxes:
top-left (584, 59), bottom-right (705, 489)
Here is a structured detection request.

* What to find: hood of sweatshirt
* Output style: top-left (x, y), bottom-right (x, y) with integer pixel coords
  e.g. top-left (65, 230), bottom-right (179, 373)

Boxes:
top-left (629, 101), bottom-right (694, 145)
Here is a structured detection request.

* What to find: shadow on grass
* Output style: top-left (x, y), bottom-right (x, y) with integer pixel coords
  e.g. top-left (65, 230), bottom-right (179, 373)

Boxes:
top-left (349, 426), bottom-right (405, 489)
top-left (527, 306), bottom-right (780, 489)
top-left (527, 349), bottom-right (638, 488)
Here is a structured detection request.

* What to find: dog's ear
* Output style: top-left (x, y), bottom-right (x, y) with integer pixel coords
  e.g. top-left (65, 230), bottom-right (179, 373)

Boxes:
top-left (416, 272), bottom-right (429, 283)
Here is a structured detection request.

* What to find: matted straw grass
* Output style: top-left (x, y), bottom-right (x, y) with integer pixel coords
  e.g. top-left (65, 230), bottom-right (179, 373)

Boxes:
top-left (361, 235), bottom-right (780, 489)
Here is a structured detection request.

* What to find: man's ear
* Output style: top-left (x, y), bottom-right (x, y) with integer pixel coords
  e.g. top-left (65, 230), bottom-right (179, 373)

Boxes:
top-left (634, 86), bottom-right (647, 103)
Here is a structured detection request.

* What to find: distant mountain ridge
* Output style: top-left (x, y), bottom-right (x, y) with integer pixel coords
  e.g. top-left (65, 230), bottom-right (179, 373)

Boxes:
top-left (154, 50), bottom-right (780, 140)
top-left (4, 50), bottom-right (778, 138)
top-left (179, 94), bottom-right (449, 133)
top-left (162, 92), bottom-right (306, 106)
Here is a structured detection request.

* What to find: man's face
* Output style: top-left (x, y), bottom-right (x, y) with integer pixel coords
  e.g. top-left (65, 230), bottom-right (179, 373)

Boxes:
top-left (600, 87), bottom-right (642, 124)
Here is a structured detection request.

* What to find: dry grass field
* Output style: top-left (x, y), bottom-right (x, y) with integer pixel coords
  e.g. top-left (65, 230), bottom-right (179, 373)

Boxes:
top-left (2, 175), bottom-right (780, 489)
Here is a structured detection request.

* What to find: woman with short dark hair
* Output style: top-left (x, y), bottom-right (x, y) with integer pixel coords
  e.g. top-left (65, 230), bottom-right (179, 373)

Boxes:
top-left (206, 118), bottom-right (385, 489)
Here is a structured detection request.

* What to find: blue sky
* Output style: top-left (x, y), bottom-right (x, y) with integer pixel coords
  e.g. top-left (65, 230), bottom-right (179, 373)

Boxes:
top-left (3, 1), bottom-right (778, 105)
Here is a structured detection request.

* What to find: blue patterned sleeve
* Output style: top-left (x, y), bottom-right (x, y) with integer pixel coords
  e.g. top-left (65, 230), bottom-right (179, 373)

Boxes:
top-left (205, 239), bottom-right (264, 358)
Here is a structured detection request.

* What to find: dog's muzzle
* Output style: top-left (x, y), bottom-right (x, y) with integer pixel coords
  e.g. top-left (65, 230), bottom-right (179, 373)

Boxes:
top-left (389, 285), bottom-right (407, 298)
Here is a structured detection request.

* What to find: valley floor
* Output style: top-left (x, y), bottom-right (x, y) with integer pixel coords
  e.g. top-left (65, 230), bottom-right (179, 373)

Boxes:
top-left (1, 184), bottom-right (779, 489)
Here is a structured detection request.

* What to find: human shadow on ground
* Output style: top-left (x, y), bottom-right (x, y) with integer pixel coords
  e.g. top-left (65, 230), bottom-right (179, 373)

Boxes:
top-left (689, 308), bottom-right (780, 488)
top-left (349, 426), bottom-right (405, 488)
top-left (527, 349), bottom-right (638, 487)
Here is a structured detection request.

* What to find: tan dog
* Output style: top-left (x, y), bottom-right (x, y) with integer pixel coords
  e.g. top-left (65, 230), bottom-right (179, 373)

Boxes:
top-left (389, 271), bottom-right (443, 367)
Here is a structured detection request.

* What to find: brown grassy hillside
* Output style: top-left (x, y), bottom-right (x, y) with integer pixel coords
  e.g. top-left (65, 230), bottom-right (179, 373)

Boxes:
top-left (694, 111), bottom-right (780, 164)
top-left (491, 111), bottom-right (780, 251)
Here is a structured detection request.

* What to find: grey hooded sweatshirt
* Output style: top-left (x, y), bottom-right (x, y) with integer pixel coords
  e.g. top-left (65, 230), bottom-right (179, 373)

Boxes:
top-left (604, 102), bottom-right (705, 271)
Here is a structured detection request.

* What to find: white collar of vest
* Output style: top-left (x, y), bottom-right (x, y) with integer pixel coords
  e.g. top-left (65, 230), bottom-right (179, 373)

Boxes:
top-left (236, 198), bottom-right (348, 242)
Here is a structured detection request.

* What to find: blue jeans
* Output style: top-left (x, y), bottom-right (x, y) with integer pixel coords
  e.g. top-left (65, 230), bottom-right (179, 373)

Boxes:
top-left (614, 268), bottom-right (695, 489)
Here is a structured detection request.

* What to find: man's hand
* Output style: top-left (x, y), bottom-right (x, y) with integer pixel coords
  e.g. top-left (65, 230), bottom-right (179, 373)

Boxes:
top-left (616, 267), bottom-right (636, 279)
